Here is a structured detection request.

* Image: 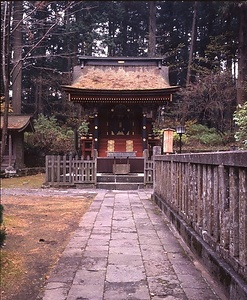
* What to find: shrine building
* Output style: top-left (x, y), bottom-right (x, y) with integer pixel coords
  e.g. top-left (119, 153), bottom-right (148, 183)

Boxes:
top-left (0, 115), bottom-right (34, 172)
top-left (62, 56), bottom-right (178, 172)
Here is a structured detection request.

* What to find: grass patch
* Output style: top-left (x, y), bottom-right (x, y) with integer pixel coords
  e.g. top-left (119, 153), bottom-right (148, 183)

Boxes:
top-left (0, 251), bottom-right (24, 290)
top-left (4, 215), bottom-right (23, 228)
top-left (1, 192), bottom-right (94, 300)
top-left (0, 173), bottom-right (95, 300)
top-left (1, 173), bottom-right (45, 189)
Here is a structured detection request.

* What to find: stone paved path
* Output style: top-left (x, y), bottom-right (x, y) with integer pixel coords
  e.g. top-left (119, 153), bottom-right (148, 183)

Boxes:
top-left (39, 189), bottom-right (225, 300)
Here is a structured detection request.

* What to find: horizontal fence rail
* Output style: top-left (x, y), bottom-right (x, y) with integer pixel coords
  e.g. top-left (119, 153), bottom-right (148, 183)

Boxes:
top-left (45, 155), bottom-right (96, 186)
top-left (152, 151), bottom-right (247, 297)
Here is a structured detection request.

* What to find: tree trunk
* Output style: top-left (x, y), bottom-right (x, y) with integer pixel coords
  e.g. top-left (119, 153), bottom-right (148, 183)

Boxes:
top-left (12, 0), bottom-right (23, 114)
top-left (1, 1), bottom-right (12, 163)
top-left (237, 2), bottom-right (247, 105)
top-left (186, 1), bottom-right (197, 86)
top-left (148, 1), bottom-right (156, 57)
top-left (35, 77), bottom-right (43, 115)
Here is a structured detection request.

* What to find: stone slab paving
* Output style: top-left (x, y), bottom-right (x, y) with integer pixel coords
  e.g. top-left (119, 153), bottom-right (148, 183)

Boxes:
top-left (39, 189), bottom-right (226, 300)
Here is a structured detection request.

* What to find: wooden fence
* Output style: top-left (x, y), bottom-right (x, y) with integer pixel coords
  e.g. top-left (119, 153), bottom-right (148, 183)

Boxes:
top-left (143, 149), bottom-right (154, 186)
top-left (152, 151), bottom-right (247, 299)
top-left (45, 153), bottom-right (154, 187)
top-left (45, 155), bottom-right (96, 186)
top-left (144, 159), bottom-right (153, 185)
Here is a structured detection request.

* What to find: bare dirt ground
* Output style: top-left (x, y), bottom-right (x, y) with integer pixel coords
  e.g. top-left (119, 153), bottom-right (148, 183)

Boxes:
top-left (0, 173), bottom-right (96, 300)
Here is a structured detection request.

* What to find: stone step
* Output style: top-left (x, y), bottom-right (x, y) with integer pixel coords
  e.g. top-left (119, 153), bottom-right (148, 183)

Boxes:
top-left (96, 182), bottom-right (145, 190)
top-left (97, 173), bottom-right (144, 183)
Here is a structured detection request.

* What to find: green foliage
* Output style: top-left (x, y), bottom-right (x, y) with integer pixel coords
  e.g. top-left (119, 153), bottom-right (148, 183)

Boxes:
top-left (78, 121), bottom-right (89, 137)
top-left (0, 204), bottom-right (6, 247)
top-left (185, 122), bottom-right (224, 146)
top-left (25, 114), bottom-right (75, 156)
top-left (151, 126), bottom-right (163, 138)
top-left (173, 132), bottom-right (188, 144)
top-left (233, 102), bottom-right (247, 149)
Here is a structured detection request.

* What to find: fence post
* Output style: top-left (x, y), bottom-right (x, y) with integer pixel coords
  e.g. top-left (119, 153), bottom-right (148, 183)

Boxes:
top-left (69, 154), bottom-right (73, 184)
top-left (229, 167), bottom-right (239, 258)
top-left (56, 155), bottom-right (61, 183)
top-left (143, 149), bottom-right (148, 185)
top-left (239, 168), bottom-right (247, 266)
top-left (45, 155), bottom-right (49, 183)
top-left (62, 155), bottom-right (66, 183)
top-left (152, 146), bottom-right (161, 190)
top-left (51, 155), bottom-right (55, 183)
top-left (218, 165), bottom-right (230, 252)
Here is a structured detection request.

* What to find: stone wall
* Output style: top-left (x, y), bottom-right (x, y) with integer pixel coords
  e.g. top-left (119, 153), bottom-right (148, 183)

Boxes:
top-left (152, 151), bottom-right (247, 299)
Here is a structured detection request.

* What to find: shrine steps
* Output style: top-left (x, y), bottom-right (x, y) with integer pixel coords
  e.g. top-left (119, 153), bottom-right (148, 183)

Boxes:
top-left (96, 173), bottom-right (145, 190)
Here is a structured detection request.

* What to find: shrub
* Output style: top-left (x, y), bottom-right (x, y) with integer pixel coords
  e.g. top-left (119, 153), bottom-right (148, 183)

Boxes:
top-left (233, 101), bottom-right (247, 149)
top-left (198, 132), bottom-right (223, 145)
top-left (173, 132), bottom-right (188, 144)
top-left (185, 123), bottom-right (224, 146)
top-left (78, 121), bottom-right (89, 137)
top-left (25, 114), bottom-right (75, 156)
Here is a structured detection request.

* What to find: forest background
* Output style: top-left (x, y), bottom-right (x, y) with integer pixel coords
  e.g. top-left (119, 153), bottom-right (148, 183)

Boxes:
top-left (1, 1), bottom-right (247, 166)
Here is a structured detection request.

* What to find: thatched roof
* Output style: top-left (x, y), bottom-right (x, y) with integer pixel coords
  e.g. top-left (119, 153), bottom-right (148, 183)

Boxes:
top-left (0, 115), bottom-right (34, 132)
top-left (62, 57), bottom-right (179, 103)
top-left (71, 65), bottom-right (171, 90)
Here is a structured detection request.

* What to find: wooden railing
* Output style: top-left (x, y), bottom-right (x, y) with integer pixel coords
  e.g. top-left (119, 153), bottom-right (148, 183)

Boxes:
top-left (152, 151), bottom-right (247, 298)
top-left (45, 155), bottom-right (96, 186)
top-left (144, 159), bottom-right (153, 185)
top-left (46, 152), bottom-right (154, 187)
top-left (143, 149), bottom-right (153, 186)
